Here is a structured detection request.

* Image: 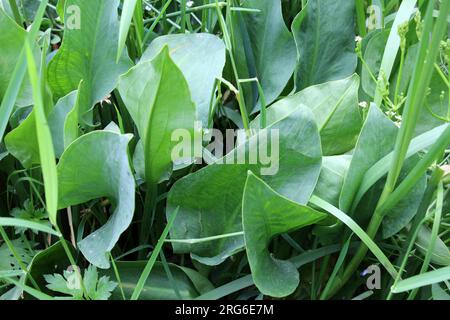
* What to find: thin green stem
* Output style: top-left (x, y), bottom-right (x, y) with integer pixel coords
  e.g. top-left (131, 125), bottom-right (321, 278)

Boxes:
top-left (327, 0), bottom-right (450, 298)
top-left (215, 0), bottom-right (250, 132)
top-left (355, 0), bottom-right (367, 37)
top-left (394, 47), bottom-right (406, 106)
top-left (109, 253), bottom-right (126, 300)
top-left (408, 181), bottom-right (444, 299)
top-left (8, 0), bottom-right (23, 26)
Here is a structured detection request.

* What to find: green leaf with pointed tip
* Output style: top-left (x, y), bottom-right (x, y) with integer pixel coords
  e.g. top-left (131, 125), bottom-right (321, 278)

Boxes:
top-left (313, 155), bottom-right (352, 208)
top-left (167, 105), bottom-right (322, 265)
top-left (231, 0), bottom-right (296, 112)
top-left (432, 284), bottom-right (450, 300)
top-left (292, 0), bottom-right (357, 90)
top-left (340, 104), bottom-right (398, 214)
top-left (27, 241), bottom-right (72, 293)
top-left (117, 0), bottom-right (138, 63)
top-left (56, 0), bottom-right (65, 21)
top-left (252, 75), bottom-right (363, 155)
top-left (338, 104), bottom-right (426, 236)
top-left (48, 0), bottom-right (132, 123)
top-left (4, 110), bottom-right (40, 168)
top-left (416, 226), bottom-right (450, 266)
top-left (5, 88), bottom-right (80, 167)
top-left (141, 33), bottom-right (226, 125)
top-left (380, 157), bottom-right (426, 238)
top-left (57, 130), bottom-right (135, 268)
top-left (0, 8), bottom-right (36, 107)
top-left (102, 261), bottom-right (214, 300)
top-left (361, 29), bottom-right (390, 98)
top-left (118, 46), bottom-right (196, 185)
top-left (47, 90), bottom-right (78, 158)
top-left (242, 172), bottom-right (326, 298)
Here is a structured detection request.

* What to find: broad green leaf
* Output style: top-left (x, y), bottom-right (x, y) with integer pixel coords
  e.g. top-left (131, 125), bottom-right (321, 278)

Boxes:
top-left (47, 0), bottom-right (132, 123)
top-left (432, 284), bottom-right (450, 300)
top-left (0, 238), bottom-right (35, 271)
top-left (292, 0), bottom-right (357, 90)
top-left (167, 105), bottom-right (322, 265)
top-left (361, 29), bottom-right (390, 98)
top-left (340, 104), bottom-right (398, 214)
top-left (47, 90), bottom-right (78, 158)
top-left (57, 130), bottom-right (135, 268)
top-left (102, 261), bottom-right (214, 300)
top-left (117, 0), bottom-right (138, 62)
top-left (141, 33), bottom-right (226, 124)
top-left (26, 241), bottom-right (73, 293)
top-left (415, 71), bottom-right (449, 136)
top-left (0, 0), bottom-right (47, 142)
top-left (242, 172), bottom-right (326, 297)
top-left (1, 0), bottom-right (39, 23)
top-left (381, 157), bottom-right (426, 238)
top-left (416, 226), bottom-right (450, 266)
top-left (56, 0), bottom-right (65, 21)
top-left (5, 89), bottom-right (80, 167)
top-left (313, 155), bottom-right (352, 208)
top-left (312, 155), bottom-right (352, 245)
top-left (252, 75), bottom-right (363, 155)
top-left (0, 8), bottom-right (34, 107)
top-left (231, 0), bottom-right (296, 112)
top-left (5, 110), bottom-right (41, 168)
top-left (354, 124), bottom-right (449, 209)
top-left (118, 46), bottom-right (196, 185)
top-left (373, 0), bottom-right (417, 106)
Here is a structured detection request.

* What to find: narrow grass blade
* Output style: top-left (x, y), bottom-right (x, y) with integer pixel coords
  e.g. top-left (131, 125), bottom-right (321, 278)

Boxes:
top-left (320, 236), bottom-right (352, 299)
top-left (408, 181), bottom-right (445, 299)
top-left (7, 0), bottom-right (23, 25)
top-left (196, 244), bottom-right (348, 300)
top-left (0, 270), bottom-right (24, 278)
top-left (377, 126), bottom-right (450, 215)
top-left (24, 41), bottom-right (58, 226)
top-left (391, 266), bottom-right (450, 294)
top-left (130, 207), bottom-right (179, 300)
top-left (117, 0), bottom-right (138, 62)
top-left (0, 0), bottom-right (49, 142)
top-left (4, 277), bottom-right (53, 300)
top-left (310, 196), bottom-right (397, 279)
top-left (354, 124), bottom-right (448, 210)
top-left (381, 0), bottom-right (448, 195)
top-left (373, 0), bottom-right (417, 106)
top-left (0, 217), bottom-right (60, 236)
